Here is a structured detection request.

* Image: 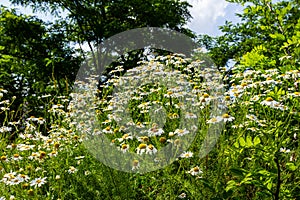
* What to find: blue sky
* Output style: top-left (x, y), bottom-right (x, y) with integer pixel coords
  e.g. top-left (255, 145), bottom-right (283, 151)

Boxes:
top-left (1, 0), bottom-right (244, 37)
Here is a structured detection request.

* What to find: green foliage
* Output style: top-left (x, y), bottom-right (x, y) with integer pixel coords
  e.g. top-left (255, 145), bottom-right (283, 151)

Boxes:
top-left (0, 51), bottom-right (300, 199)
top-left (9, 0), bottom-right (194, 45)
top-left (0, 6), bottom-right (82, 125)
top-left (0, 0), bottom-right (299, 199)
top-left (198, 0), bottom-right (300, 72)
top-left (1, 0), bottom-right (195, 125)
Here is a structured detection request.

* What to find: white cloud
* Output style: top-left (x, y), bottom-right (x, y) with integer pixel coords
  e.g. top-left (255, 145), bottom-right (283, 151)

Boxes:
top-left (186, 0), bottom-right (229, 36)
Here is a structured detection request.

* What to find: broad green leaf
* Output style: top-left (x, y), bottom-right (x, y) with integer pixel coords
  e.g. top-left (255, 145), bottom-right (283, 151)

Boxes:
top-left (253, 136), bottom-right (261, 146)
top-left (269, 33), bottom-right (285, 40)
top-left (234, 141), bottom-right (239, 148)
top-left (267, 182), bottom-right (273, 190)
top-left (246, 135), bottom-right (253, 147)
top-left (1, 54), bottom-right (12, 60)
top-left (239, 137), bottom-right (246, 147)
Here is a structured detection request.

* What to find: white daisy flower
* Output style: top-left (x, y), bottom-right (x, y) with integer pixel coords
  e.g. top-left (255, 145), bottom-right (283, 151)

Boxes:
top-left (148, 127), bottom-right (164, 137)
top-left (132, 160), bottom-right (140, 171)
top-left (207, 116), bottom-right (222, 124)
top-left (67, 166), bottom-right (78, 174)
top-left (280, 147), bottom-right (291, 153)
top-left (188, 166), bottom-right (203, 176)
top-left (178, 193), bottom-right (187, 199)
top-left (146, 144), bottom-right (157, 155)
top-left (180, 151), bottom-right (193, 158)
top-left (136, 143), bottom-right (147, 155)
top-left (174, 128), bottom-right (189, 136)
top-left (30, 177), bottom-right (47, 188)
top-left (120, 143), bottom-right (130, 153)
top-left (222, 114), bottom-right (235, 122)
top-left (260, 97), bottom-right (279, 107)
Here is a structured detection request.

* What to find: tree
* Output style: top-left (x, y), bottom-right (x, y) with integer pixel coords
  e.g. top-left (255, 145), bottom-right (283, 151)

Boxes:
top-left (9, 0), bottom-right (194, 56)
top-left (0, 6), bottom-right (82, 128)
top-left (8, 0), bottom-right (195, 96)
top-left (198, 0), bottom-right (300, 73)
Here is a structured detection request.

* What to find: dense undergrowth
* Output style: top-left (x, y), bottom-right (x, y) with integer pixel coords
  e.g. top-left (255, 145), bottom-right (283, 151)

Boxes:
top-left (0, 52), bottom-right (299, 199)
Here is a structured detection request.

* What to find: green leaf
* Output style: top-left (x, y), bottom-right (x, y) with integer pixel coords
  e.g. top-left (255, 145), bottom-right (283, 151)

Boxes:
top-left (234, 141), bottom-right (239, 148)
top-left (267, 182), bottom-right (273, 190)
top-left (269, 33), bottom-right (285, 40)
top-left (286, 163), bottom-right (297, 171)
top-left (1, 54), bottom-right (12, 60)
top-left (239, 137), bottom-right (246, 147)
top-left (225, 180), bottom-right (237, 192)
top-left (230, 167), bottom-right (247, 177)
top-left (253, 136), bottom-right (261, 146)
top-left (246, 135), bottom-right (253, 147)
top-left (240, 177), bottom-right (253, 184)
top-left (258, 170), bottom-right (270, 176)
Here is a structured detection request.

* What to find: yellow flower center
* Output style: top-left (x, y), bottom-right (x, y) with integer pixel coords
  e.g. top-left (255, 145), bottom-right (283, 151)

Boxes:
top-left (159, 137), bottom-right (166, 143)
top-left (203, 93), bottom-right (209, 98)
top-left (225, 96), bottom-right (231, 101)
top-left (121, 144), bottom-right (128, 149)
top-left (73, 135), bottom-right (79, 140)
top-left (148, 144), bottom-right (154, 150)
top-left (193, 167), bottom-right (199, 172)
top-left (28, 189), bottom-right (34, 196)
top-left (222, 114), bottom-right (230, 118)
top-left (54, 142), bottom-right (60, 149)
top-left (138, 143), bottom-right (147, 149)
top-left (132, 160), bottom-right (139, 166)
top-left (0, 156), bottom-right (7, 161)
top-left (39, 151), bottom-right (46, 158)
top-left (173, 113), bottom-right (179, 118)
top-left (114, 128), bottom-right (119, 133)
top-left (140, 136), bottom-right (149, 142)
top-left (122, 134), bottom-right (129, 139)
top-left (266, 97), bottom-right (273, 102)
top-left (46, 139), bottom-right (52, 144)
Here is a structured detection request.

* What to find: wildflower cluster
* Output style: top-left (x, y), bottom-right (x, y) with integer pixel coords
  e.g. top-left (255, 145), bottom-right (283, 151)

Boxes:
top-left (69, 53), bottom-right (226, 172)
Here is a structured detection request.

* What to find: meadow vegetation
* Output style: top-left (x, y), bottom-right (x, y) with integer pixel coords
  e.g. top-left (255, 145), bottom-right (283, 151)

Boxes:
top-left (1, 0), bottom-right (300, 199)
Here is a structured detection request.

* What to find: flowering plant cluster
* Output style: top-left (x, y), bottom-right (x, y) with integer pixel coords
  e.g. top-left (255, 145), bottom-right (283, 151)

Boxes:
top-left (0, 50), bottom-right (299, 199)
